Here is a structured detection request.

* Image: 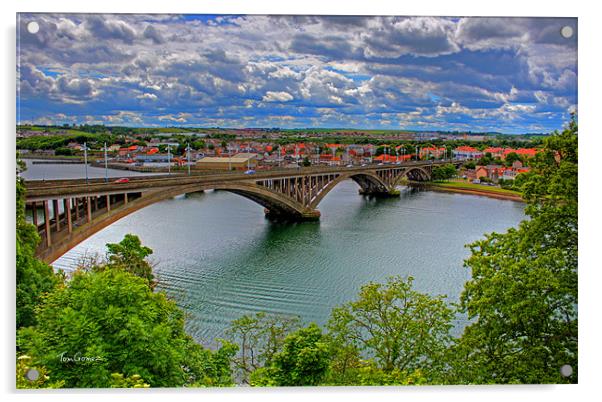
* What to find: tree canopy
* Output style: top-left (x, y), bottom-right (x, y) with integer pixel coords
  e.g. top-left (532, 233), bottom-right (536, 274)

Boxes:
top-left (451, 117), bottom-right (578, 384)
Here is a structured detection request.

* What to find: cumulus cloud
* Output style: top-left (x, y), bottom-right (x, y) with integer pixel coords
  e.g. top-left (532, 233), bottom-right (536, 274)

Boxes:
top-left (137, 92), bottom-right (158, 101)
top-left (262, 91), bottom-right (294, 102)
top-left (363, 17), bottom-right (460, 58)
top-left (16, 13), bottom-right (577, 133)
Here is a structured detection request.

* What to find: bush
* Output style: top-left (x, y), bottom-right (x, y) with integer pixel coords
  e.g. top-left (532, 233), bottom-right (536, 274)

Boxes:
top-left (18, 268), bottom-right (236, 388)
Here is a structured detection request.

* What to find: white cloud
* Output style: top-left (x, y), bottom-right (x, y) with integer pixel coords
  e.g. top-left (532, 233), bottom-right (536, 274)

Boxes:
top-left (137, 93), bottom-right (158, 101)
top-left (262, 91), bottom-right (294, 102)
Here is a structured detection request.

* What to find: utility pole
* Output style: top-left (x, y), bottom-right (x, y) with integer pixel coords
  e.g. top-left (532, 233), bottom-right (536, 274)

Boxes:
top-left (167, 144), bottom-right (171, 175)
top-left (84, 142), bottom-right (89, 184)
top-left (187, 142), bottom-right (191, 176)
top-left (104, 142), bottom-right (108, 183)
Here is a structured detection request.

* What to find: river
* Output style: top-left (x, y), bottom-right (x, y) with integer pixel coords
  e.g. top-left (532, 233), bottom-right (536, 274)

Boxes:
top-left (23, 161), bottom-right (526, 345)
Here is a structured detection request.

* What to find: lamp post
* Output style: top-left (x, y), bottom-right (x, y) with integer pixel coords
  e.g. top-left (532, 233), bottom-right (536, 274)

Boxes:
top-left (84, 142), bottom-right (89, 184)
top-left (187, 143), bottom-right (191, 176)
top-left (104, 142), bottom-right (108, 183)
top-left (167, 144), bottom-right (171, 175)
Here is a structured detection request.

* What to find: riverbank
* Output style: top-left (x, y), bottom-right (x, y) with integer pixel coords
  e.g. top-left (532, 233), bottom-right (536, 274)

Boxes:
top-left (421, 181), bottom-right (524, 202)
top-left (19, 154), bottom-right (84, 162)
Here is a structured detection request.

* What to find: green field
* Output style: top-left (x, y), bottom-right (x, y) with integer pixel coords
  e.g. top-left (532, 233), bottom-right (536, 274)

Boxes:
top-left (431, 181), bottom-right (522, 196)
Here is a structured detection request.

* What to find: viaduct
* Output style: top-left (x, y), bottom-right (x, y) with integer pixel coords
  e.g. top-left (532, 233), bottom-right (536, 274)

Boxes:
top-left (23, 160), bottom-right (460, 263)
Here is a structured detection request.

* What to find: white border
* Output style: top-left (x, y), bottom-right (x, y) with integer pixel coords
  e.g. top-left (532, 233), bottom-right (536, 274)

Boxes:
top-left (2, 1), bottom-right (599, 402)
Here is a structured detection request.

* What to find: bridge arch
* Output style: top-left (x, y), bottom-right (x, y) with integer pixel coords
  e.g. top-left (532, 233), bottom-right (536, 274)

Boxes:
top-left (32, 181), bottom-right (321, 263)
top-left (308, 172), bottom-right (389, 209)
top-left (392, 166), bottom-right (431, 185)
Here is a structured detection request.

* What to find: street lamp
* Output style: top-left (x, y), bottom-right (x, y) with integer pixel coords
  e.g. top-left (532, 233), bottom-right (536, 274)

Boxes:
top-left (84, 141), bottom-right (89, 184)
top-left (167, 144), bottom-right (171, 175)
top-left (104, 142), bottom-right (108, 183)
top-left (186, 142), bottom-right (191, 176)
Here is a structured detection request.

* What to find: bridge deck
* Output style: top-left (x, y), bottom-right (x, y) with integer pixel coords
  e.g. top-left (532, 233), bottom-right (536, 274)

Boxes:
top-left (24, 160), bottom-right (457, 201)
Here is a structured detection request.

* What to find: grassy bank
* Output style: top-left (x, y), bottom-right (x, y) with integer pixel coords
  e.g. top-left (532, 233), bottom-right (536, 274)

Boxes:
top-left (427, 181), bottom-right (523, 202)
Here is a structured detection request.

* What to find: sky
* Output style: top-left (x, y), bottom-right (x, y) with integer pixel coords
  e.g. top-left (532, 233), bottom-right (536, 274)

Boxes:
top-left (17, 14), bottom-right (577, 134)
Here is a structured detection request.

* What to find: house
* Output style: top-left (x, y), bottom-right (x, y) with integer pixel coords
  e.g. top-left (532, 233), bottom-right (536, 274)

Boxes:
top-left (373, 154), bottom-right (399, 163)
top-left (483, 147), bottom-right (504, 158)
top-left (475, 166), bottom-right (489, 179)
top-left (66, 142), bottom-right (84, 151)
top-left (453, 146), bottom-right (483, 160)
top-left (419, 146), bottom-right (446, 159)
top-left (502, 170), bottom-right (518, 181)
top-left (502, 147), bottom-right (538, 160)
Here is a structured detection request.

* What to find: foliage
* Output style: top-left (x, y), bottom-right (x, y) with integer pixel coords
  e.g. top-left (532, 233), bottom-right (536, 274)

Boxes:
top-left (327, 276), bottom-right (454, 383)
top-left (55, 147), bottom-right (76, 156)
top-left (324, 358), bottom-right (427, 386)
top-left (463, 161), bottom-right (476, 169)
top-left (102, 234), bottom-right (155, 286)
top-left (109, 373), bottom-right (150, 388)
top-left (431, 164), bottom-right (457, 181)
top-left (16, 158), bottom-right (60, 329)
top-left (251, 323), bottom-right (330, 386)
top-left (17, 132), bottom-right (115, 151)
top-left (18, 268), bottom-right (236, 388)
top-left (504, 152), bottom-right (522, 165)
top-left (16, 355), bottom-right (64, 389)
top-left (226, 312), bottom-right (300, 384)
top-left (453, 116), bottom-right (578, 384)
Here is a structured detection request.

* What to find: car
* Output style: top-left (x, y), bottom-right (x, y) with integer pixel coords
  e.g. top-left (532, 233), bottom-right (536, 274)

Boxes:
top-left (361, 163), bottom-right (367, 167)
top-left (244, 169), bottom-right (256, 175)
top-left (114, 178), bottom-right (130, 184)
top-left (346, 164), bottom-right (354, 168)
top-left (377, 163), bottom-right (384, 166)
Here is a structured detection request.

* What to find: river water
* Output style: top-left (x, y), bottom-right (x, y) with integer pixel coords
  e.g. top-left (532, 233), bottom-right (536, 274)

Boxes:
top-left (23, 161), bottom-right (526, 345)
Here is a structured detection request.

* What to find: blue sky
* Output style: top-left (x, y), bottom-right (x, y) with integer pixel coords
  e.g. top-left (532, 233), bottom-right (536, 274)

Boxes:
top-left (17, 14), bottom-right (577, 133)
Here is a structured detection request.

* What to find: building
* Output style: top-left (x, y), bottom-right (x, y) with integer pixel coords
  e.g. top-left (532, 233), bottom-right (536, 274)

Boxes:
top-left (196, 153), bottom-right (257, 171)
top-left (502, 148), bottom-right (539, 160)
top-left (453, 146), bottom-right (483, 160)
top-left (419, 146), bottom-right (446, 159)
top-left (483, 147), bottom-right (504, 158)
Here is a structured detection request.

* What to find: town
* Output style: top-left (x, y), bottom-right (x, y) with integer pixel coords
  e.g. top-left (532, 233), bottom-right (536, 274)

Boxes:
top-left (17, 125), bottom-right (543, 189)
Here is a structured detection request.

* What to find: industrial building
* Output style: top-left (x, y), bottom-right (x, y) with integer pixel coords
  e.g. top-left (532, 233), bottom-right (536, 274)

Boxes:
top-left (195, 153), bottom-right (257, 171)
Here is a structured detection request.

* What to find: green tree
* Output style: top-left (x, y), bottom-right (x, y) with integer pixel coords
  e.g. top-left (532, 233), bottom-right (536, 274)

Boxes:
top-left (226, 312), bottom-right (300, 384)
top-left (452, 117), bottom-right (578, 384)
top-left (432, 164), bottom-right (456, 181)
top-left (103, 234), bottom-right (155, 286)
top-left (16, 158), bottom-right (60, 329)
top-left (327, 276), bottom-right (453, 383)
top-left (463, 161), bottom-right (476, 170)
top-left (18, 268), bottom-right (236, 388)
top-left (504, 151), bottom-right (521, 165)
top-left (251, 323), bottom-right (330, 386)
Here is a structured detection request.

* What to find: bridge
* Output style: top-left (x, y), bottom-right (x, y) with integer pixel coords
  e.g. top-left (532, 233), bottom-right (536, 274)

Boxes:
top-left (23, 160), bottom-right (460, 263)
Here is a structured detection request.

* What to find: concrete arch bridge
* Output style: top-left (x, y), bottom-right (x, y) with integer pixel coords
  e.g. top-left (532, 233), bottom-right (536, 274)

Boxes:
top-left (23, 161), bottom-right (460, 262)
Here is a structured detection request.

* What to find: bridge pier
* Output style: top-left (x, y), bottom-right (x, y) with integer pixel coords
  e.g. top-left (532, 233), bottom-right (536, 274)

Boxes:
top-left (264, 208), bottom-right (321, 222)
top-left (358, 188), bottom-right (401, 197)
